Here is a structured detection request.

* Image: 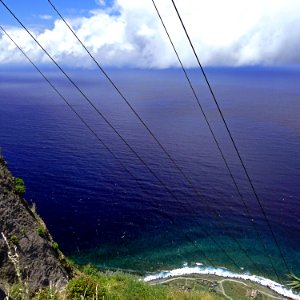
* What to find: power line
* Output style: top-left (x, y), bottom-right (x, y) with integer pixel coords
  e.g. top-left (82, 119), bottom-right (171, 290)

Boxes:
top-left (47, 0), bottom-right (264, 273)
top-left (150, 0), bottom-right (280, 280)
top-left (0, 24), bottom-right (216, 268)
top-left (170, 0), bottom-right (290, 274)
top-left (0, 4), bottom-right (243, 270)
top-left (0, 25), bottom-right (135, 192)
top-left (1, 0), bottom-right (273, 277)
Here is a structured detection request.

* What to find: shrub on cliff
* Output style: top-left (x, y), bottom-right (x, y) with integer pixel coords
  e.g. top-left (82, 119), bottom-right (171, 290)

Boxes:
top-left (52, 242), bottom-right (59, 252)
top-left (14, 177), bottom-right (26, 196)
top-left (9, 235), bottom-right (19, 245)
top-left (37, 226), bottom-right (47, 237)
top-left (66, 274), bottom-right (100, 300)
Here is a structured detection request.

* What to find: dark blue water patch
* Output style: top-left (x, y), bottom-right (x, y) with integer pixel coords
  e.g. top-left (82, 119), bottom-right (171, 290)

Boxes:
top-left (0, 66), bottom-right (299, 281)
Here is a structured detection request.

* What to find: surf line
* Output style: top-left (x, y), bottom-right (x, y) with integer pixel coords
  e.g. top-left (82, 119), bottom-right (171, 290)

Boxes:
top-left (144, 264), bottom-right (300, 300)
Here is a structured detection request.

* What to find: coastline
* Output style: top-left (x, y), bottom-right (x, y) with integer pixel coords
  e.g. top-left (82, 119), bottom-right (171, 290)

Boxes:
top-left (144, 264), bottom-right (300, 300)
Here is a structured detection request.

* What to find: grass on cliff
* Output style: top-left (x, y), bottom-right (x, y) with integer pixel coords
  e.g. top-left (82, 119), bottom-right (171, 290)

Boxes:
top-left (31, 264), bottom-right (221, 300)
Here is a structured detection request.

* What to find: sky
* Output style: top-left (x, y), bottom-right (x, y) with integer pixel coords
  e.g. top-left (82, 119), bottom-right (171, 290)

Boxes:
top-left (0, 0), bottom-right (300, 68)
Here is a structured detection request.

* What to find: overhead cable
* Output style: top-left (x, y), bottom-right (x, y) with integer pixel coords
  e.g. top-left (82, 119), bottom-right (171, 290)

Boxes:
top-left (0, 24), bottom-right (218, 268)
top-left (151, 0), bottom-right (279, 280)
top-left (0, 4), bottom-right (242, 269)
top-left (47, 0), bottom-right (263, 272)
top-left (170, 0), bottom-right (290, 274)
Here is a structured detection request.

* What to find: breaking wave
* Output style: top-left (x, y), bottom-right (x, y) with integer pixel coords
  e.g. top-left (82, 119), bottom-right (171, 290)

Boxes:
top-left (144, 264), bottom-right (300, 300)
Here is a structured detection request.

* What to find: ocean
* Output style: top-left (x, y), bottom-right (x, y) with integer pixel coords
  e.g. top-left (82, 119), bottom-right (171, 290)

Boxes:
top-left (0, 66), bottom-right (299, 285)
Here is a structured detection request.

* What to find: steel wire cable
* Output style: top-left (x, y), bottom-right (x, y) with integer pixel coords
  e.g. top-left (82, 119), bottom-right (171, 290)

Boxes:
top-left (0, 24), bottom-right (217, 268)
top-left (46, 0), bottom-right (266, 273)
top-left (150, 0), bottom-right (280, 280)
top-left (170, 0), bottom-right (290, 274)
top-left (0, 6), bottom-right (242, 269)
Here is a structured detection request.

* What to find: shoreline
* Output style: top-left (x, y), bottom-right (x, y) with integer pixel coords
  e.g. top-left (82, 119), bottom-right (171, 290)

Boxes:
top-left (144, 264), bottom-right (300, 300)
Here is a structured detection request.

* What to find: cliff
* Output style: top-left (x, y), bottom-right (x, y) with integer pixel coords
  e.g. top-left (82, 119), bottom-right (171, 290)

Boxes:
top-left (0, 153), bottom-right (294, 300)
top-left (0, 154), bottom-right (71, 296)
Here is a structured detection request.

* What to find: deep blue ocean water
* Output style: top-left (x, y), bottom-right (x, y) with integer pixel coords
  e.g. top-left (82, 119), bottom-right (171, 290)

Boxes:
top-left (0, 66), bottom-right (299, 282)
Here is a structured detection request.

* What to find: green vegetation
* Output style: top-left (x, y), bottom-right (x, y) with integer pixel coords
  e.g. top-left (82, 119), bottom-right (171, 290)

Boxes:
top-left (52, 242), bottom-right (59, 252)
top-left (29, 267), bottom-right (222, 300)
top-left (9, 283), bottom-right (27, 300)
top-left (4, 263), bottom-right (291, 300)
top-left (66, 274), bottom-right (99, 300)
top-left (81, 263), bottom-right (99, 276)
top-left (33, 288), bottom-right (60, 300)
top-left (14, 177), bottom-right (26, 196)
top-left (65, 271), bottom-right (220, 300)
top-left (9, 234), bottom-right (19, 245)
top-left (153, 275), bottom-right (285, 300)
top-left (288, 274), bottom-right (300, 291)
top-left (36, 226), bottom-right (46, 237)
top-left (222, 281), bottom-right (248, 299)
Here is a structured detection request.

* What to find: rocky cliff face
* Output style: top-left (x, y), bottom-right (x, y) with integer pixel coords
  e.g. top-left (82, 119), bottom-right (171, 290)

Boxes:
top-left (0, 154), bottom-right (71, 296)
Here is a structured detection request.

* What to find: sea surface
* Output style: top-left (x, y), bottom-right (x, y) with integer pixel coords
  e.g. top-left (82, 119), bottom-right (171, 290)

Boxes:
top-left (0, 66), bottom-right (299, 283)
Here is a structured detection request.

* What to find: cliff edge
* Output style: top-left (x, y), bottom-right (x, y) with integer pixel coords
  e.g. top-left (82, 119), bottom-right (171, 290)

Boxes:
top-left (0, 154), bottom-right (71, 296)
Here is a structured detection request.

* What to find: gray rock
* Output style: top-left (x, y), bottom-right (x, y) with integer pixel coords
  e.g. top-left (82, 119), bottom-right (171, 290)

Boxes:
top-left (0, 155), bottom-right (72, 295)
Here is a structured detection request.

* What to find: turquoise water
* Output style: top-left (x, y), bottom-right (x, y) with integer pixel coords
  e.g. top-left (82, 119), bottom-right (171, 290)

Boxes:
top-left (0, 67), bottom-right (299, 282)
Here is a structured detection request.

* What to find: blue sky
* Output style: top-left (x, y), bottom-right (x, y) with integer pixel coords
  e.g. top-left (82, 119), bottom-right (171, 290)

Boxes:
top-left (0, 0), bottom-right (114, 27)
top-left (1, 0), bottom-right (300, 68)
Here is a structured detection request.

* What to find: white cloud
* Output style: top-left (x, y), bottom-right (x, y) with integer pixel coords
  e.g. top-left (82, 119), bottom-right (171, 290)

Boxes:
top-left (95, 0), bottom-right (106, 6)
top-left (38, 14), bottom-right (53, 20)
top-left (1, 0), bottom-right (300, 68)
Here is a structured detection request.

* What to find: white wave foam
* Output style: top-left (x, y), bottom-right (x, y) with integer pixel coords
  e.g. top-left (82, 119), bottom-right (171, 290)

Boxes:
top-left (144, 264), bottom-right (300, 300)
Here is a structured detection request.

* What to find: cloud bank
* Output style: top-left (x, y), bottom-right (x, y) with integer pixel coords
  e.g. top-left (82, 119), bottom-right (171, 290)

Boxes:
top-left (1, 0), bottom-right (300, 68)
